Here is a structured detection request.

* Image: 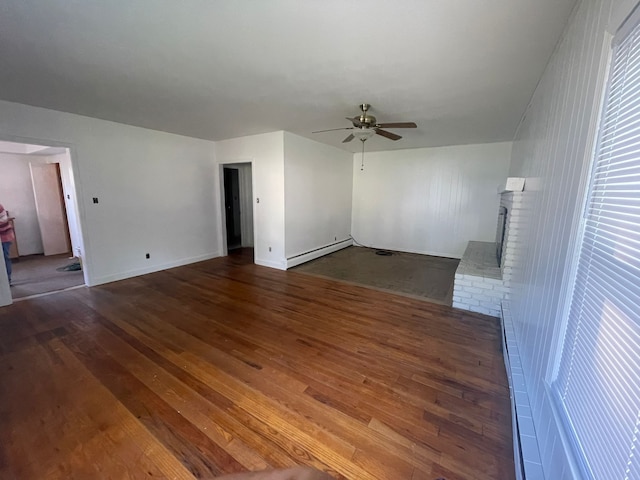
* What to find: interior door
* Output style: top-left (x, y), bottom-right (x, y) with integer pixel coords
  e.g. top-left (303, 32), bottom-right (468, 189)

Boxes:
top-left (30, 163), bottom-right (71, 256)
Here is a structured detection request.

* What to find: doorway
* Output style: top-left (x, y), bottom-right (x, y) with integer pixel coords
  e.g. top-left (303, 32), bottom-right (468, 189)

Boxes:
top-left (0, 140), bottom-right (85, 300)
top-left (221, 163), bottom-right (254, 256)
top-left (224, 168), bottom-right (242, 250)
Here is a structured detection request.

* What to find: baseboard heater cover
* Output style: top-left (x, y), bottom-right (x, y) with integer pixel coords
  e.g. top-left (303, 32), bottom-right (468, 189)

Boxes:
top-left (286, 239), bottom-right (352, 269)
top-left (501, 301), bottom-right (545, 480)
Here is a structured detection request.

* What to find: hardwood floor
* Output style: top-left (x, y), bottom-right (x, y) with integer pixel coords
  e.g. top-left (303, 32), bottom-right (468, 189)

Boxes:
top-left (0, 251), bottom-right (515, 479)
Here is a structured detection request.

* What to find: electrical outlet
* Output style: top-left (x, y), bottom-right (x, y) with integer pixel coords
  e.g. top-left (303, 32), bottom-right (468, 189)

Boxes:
top-left (92, 197), bottom-right (99, 204)
top-left (145, 253), bottom-right (150, 259)
top-left (268, 246), bottom-right (271, 252)
top-left (335, 236), bottom-right (337, 241)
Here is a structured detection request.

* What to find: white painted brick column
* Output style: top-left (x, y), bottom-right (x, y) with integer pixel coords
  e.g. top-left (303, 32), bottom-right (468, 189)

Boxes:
top-left (453, 192), bottom-right (524, 317)
top-left (453, 241), bottom-right (504, 317)
top-left (500, 191), bottom-right (524, 299)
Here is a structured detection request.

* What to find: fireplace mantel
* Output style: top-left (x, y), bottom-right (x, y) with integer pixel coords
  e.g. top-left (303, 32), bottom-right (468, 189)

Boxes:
top-left (498, 177), bottom-right (525, 194)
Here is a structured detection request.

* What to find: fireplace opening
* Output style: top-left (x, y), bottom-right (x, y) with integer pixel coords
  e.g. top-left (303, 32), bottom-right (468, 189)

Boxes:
top-left (496, 206), bottom-right (508, 267)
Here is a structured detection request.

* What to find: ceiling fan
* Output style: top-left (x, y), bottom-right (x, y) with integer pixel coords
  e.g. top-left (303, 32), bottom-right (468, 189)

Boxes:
top-left (312, 103), bottom-right (417, 143)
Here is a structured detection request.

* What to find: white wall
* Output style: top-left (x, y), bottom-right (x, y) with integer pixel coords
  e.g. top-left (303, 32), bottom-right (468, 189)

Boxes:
top-left (506, 0), bottom-right (630, 477)
top-left (0, 152), bottom-right (44, 255)
top-left (283, 132), bottom-right (353, 259)
top-left (215, 132), bottom-right (285, 269)
top-left (351, 142), bottom-right (511, 258)
top-left (0, 100), bottom-right (220, 291)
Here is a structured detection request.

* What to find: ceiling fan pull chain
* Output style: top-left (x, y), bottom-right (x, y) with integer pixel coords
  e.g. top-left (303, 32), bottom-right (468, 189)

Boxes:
top-left (361, 138), bottom-right (365, 171)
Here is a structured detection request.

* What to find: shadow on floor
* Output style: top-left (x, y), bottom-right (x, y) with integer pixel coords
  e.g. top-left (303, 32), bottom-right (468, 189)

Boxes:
top-left (292, 246), bottom-right (459, 305)
top-left (10, 254), bottom-right (84, 299)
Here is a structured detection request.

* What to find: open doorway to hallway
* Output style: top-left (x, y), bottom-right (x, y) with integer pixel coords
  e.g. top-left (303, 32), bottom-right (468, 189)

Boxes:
top-left (0, 140), bottom-right (85, 299)
top-left (221, 162), bottom-right (254, 259)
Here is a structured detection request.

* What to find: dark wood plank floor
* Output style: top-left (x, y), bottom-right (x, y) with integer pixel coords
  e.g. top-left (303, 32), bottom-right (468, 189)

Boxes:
top-left (0, 250), bottom-right (515, 479)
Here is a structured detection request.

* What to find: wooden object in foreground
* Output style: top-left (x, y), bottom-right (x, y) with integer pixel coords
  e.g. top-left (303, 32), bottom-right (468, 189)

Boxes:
top-left (0, 251), bottom-right (514, 479)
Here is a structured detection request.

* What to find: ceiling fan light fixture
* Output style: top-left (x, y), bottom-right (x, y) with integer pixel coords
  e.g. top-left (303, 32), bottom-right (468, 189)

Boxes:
top-left (353, 128), bottom-right (375, 141)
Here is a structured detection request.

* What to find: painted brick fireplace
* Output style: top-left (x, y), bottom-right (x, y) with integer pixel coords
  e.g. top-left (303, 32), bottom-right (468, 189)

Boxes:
top-left (452, 188), bottom-right (524, 317)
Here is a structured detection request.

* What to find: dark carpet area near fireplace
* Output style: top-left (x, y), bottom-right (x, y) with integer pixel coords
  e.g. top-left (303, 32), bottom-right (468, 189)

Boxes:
top-left (292, 246), bottom-right (459, 305)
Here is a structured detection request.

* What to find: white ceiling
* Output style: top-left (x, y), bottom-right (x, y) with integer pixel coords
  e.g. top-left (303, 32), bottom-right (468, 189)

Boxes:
top-left (0, 0), bottom-right (577, 152)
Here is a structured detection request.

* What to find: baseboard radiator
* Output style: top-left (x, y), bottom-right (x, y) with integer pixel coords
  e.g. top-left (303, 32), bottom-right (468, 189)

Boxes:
top-left (501, 301), bottom-right (545, 480)
top-left (285, 239), bottom-right (352, 269)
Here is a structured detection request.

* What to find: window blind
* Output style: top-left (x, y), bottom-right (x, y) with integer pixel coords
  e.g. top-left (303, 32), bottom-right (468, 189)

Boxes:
top-left (552, 11), bottom-right (640, 480)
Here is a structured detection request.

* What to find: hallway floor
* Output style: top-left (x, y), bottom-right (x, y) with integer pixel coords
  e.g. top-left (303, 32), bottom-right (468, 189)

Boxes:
top-left (9, 254), bottom-right (84, 299)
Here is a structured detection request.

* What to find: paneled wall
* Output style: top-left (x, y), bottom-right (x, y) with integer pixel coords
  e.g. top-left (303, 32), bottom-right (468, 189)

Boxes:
top-left (507, 0), bottom-right (616, 476)
top-left (351, 142), bottom-right (511, 259)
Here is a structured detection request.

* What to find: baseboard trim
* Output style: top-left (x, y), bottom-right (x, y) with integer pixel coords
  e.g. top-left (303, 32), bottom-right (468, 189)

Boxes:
top-left (285, 239), bottom-right (353, 269)
top-left (88, 251), bottom-right (222, 286)
top-left (254, 258), bottom-right (287, 270)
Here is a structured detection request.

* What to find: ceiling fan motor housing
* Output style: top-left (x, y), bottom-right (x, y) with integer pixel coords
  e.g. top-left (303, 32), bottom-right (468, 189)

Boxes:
top-left (355, 103), bottom-right (376, 128)
top-left (356, 114), bottom-right (377, 127)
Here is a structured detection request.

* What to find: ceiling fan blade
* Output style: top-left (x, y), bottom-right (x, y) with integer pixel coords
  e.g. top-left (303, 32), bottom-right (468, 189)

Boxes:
top-left (312, 127), bottom-right (354, 134)
top-left (375, 129), bottom-right (402, 141)
top-left (349, 116), bottom-right (363, 128)
top-left (342, 134), bottom-right (355, 143)
top-left (376, 122), bottom-right (417, 129)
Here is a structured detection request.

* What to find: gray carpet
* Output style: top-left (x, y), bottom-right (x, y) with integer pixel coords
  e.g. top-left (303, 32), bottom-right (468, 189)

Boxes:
top-left (293, 246), bottom-right (459, 305)
top-left (9, 254), bottom-right (84, 299)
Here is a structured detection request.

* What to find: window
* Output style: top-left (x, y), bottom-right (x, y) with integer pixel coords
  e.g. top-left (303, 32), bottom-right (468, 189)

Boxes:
top-left (552, 9), bottom-right (640, 480)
